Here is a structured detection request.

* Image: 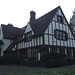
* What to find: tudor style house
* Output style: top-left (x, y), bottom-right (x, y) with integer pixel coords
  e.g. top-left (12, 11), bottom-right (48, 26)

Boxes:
top-left (0, 24), bottom-right (23, 56)
top-left (3, 6), bottom-right (75, 60)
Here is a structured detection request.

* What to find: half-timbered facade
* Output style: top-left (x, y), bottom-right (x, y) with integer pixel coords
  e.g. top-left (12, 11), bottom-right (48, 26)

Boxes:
top-left (4, 6), bottom-right (75, 60)
top-left (0, 24), bottom-right (22, 56)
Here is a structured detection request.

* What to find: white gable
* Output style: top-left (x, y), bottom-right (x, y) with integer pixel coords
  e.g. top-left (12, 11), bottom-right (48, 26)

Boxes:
top-left (25, 23), bottom-right (34, 34)
top-left (56, 9), bottom-right (63, 16)
top-left (44, 8), bottom-right (75, 47)
top-left (0, 25), bottom-right (3, 40)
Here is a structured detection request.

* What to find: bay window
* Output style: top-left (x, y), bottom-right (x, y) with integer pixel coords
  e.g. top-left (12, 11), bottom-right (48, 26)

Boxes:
top-left (54, 29), bottom-right (68, 40)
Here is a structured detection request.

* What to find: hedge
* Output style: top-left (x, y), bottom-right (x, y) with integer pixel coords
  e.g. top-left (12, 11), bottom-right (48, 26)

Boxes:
top-left (41, 53), bottom-right (66, 63)
top-left (41, 53), bottom-right (66, 67)
top-left (0, 54), bottom-right (19, 65)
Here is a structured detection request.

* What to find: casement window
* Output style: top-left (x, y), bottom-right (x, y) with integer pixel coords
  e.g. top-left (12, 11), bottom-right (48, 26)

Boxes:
top-left (25, 31), bottom-right (32, 42)
top-left (54, 29), bottom-right (68, 40)
top-left (57, 15), bottom-right (64, 24)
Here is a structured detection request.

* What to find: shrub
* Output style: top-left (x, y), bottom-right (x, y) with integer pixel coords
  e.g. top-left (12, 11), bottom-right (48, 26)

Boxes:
top-left (66, 59), bottom-right (74, 65)
top-left (45, 59), bottom-right (64, 68)
top-left (0, 54), bottom-right (19, 65)
top-left (41, 53), bottom-right (66, 68)
top-left (73, 58), bottom-right (75, 64)
top-left (0, 55), bottom-right (42, 66)
top-left (41, 53), bottom-right (66, 63)
top-left (27, 57), bottom-right (36, 61)
top-left (25, 60), bottom-right (42, 67)
top-left (25, 60), bottom-right (35, 66)
top-left (35, 60), bottom-right (43, 67)
top-left (19, 57), bottom-right (42, 67)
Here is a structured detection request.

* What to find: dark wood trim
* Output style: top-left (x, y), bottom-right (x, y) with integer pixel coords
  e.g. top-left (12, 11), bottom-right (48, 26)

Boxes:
top-left (39, 36), bottom-right (41, 45)
top-left (48, 26), bottom-right (49, 45)
top-left (43, 35), bottom-right (44, 45)
top-left (36, 37), bottom-right (37, 46)
top-left (55, 20), bottom-right (57, 46)
top-left (68, 32), bottom-right (72, 46)
top-left (65, 25), bottom-right (68, 46)
top-left (17, 43), bottom-right (75, 51)
top-left (51, 22), bottom-right (53, 45)
top-left (44, 33), bottom-right (54, 36)
top-left (58, 11), bottom-right (61, 47)
top-left (62, 24), bottom-right (65, 46)
top-left (38, 37), bottom-right (40, 45)
top-left (34, 38), bottom-right (35, 46)
top-left (31, 48), bottom-right (32, 57)
top-left (68, 26), bottom-right (70, 47)
top-left (72, 39), bottom-right (73, 47)
top-left (61, 23), bottom-right (63, 46)
top-left (31, 38), bottom-right (32, 47)
top-left (52, 20), bottom-right (67, 26)
top-left (26, 42), bottom-right (27, 48)
top-left (24, 41), bottom-right (25, 48)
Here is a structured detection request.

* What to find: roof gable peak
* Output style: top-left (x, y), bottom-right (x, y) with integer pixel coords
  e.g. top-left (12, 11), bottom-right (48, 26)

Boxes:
top-left (30, 6), bottom-right (61, 36)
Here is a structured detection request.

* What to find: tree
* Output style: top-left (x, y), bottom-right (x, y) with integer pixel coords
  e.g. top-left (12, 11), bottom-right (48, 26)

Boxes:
top-left (69, 22), bottom-right (74, 31)
top-left (70, 9), bottom-right (75, 33)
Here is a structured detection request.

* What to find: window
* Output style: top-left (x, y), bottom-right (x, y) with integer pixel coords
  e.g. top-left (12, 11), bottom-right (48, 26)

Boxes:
top-left (56, 30), bottom-right (60, 39)
top-left (25, 31), bottom-right (32, 42)
top-left (57, 15), bottom-right (64, 23)
top-left (54, 29), bottom-right (68, 40)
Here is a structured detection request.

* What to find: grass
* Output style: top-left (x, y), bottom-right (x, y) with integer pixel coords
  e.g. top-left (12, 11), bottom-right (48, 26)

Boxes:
top-left (0, 65), bottom-right (75, 75)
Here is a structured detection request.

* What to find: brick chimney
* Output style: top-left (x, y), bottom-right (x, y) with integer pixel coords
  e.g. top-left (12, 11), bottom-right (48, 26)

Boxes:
top-left (30, 11), bottom-right (36, 22)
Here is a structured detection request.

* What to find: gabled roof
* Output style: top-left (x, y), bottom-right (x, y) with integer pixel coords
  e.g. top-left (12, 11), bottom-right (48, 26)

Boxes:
top-left (4, 6), bottom-right (75, 52)
top-left (4, 35), bottom-right (24, 52)
top-left (4, 25), bottom-right (27, 52)
top-left (30, 6), bottom-right (60, 36)
top-left (1, 24), bottom-right (22, 39)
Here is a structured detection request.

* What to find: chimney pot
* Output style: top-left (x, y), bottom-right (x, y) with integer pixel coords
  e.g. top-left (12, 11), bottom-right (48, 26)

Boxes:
top-left (30, 11), bottom-right (36, 22)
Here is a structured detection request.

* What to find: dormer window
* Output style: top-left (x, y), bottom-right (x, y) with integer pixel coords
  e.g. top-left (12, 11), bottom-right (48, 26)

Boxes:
top-left (54, 29), bottom-right (68, 41)
top-left (57, 15), bottom-right (64, 24)
top-left (25, 31), bottom-right (32, 42)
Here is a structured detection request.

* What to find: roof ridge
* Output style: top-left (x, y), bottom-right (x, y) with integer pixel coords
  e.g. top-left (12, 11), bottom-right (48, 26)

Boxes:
top-left (1, 24), bottom-right (21, 29)
top-left (36, 6), bottom-right (60, 21)
top-left (30, 6), bottom-right (59, 36)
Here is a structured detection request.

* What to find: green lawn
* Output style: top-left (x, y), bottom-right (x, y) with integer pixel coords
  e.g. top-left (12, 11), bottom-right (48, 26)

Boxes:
top-left (0, 65), bottom-right (75, 75)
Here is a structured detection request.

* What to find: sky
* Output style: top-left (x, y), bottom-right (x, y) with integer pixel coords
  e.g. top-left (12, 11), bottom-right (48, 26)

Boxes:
top-left (0, 0), bottom-right (75, 28)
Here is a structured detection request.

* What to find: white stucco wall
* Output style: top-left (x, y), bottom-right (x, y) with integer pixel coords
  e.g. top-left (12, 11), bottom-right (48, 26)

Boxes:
top-left (1, 39), bottom-right (11, 56)
top-left (0, 25), bottom-right (3, 40)
top-left (44, 8), bottom-right (75, 47)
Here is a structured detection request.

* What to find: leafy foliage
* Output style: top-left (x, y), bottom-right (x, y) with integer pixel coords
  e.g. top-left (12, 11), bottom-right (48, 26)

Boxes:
top-left (41, 53), bottom-right (66, 67)
top-left (41, 53), bottom-right (66, 63)
top-left (25, 60), bottom-right (42, 67)
top-left (0, 54), bottom-right (19, 65)
top-left (66, 58), bottom-right (75, 65)
top-left (69, 23), bottom-right (74, 31)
